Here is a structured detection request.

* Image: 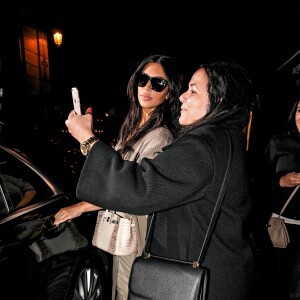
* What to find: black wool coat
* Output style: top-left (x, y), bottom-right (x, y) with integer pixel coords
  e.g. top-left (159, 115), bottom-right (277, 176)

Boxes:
top-left (265, 132), bottom-right (300, 219)
top-left (76, 107), bottom-right (255, 300)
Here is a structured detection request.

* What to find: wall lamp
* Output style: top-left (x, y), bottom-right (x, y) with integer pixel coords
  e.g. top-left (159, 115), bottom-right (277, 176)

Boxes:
top-left (53, 30), bottom-right (63, 47)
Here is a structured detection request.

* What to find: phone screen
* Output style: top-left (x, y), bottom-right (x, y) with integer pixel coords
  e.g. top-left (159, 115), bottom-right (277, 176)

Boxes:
top-left (71, 87), bottom-right (82, 115)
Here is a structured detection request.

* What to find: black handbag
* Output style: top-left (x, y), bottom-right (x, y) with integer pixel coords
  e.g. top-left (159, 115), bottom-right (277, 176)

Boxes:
top-left (27, 216), bottom-right (88, 262)
top-left (128, 129), bottom-right (232, 300)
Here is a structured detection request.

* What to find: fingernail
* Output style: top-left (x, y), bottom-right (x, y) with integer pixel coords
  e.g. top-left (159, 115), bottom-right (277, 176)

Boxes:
top-left (87, 107), bottom-right (93, 113)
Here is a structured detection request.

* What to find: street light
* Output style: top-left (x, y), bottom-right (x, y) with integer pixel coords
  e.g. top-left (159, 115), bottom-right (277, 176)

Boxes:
top-left (53, 30), bottom-right (63, 47)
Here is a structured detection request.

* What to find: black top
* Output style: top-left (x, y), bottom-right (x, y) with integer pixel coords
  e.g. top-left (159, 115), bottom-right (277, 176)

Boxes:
top-left (76, 106), bottom-right (255, 300)
top-left (264, 132), bottom-right (300, 219)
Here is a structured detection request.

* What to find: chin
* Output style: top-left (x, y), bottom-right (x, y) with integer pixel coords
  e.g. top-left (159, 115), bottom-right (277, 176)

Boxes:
top-left (178, 118), bottom-right (185, 126)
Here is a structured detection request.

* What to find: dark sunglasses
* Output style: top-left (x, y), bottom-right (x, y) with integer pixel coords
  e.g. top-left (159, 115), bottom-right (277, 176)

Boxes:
top-left (135, 73), bottom-right (168, 92)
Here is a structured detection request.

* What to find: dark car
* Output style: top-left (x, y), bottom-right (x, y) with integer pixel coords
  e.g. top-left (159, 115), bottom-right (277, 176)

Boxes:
top-left (0, 141), bottom-right (111, 300)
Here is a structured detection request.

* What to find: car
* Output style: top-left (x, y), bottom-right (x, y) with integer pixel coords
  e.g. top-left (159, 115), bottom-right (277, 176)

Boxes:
top-left (0, 140), bottom-right (112, 300)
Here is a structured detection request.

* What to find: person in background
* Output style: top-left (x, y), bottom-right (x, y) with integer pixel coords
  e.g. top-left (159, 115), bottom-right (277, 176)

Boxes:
top-left (264, 97), bottom-right (300, 299)
top-left (63, 59), bottom-right (258, 300)
top-left (3, 174), bottom-right (36, 208)
top-left (54, 54), bottom-right (182, 300)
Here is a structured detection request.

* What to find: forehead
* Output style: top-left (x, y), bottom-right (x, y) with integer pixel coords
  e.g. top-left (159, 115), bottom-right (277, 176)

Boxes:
top-left (142, 62), bottom-right (165, 76)
top-left (190, 68), bottom-right (209, 87)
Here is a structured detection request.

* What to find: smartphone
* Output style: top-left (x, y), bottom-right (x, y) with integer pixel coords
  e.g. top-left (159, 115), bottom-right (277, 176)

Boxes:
top-left (71, 87), bottom-right (82, 115)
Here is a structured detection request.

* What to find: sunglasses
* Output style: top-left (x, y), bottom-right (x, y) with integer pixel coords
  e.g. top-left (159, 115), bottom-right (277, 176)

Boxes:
top-left (135, 73), bottom-right (168, 92)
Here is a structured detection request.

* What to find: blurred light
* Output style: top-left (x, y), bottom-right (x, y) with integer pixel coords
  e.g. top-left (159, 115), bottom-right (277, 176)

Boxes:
top-left (53, 31), bottom-right (63, 47)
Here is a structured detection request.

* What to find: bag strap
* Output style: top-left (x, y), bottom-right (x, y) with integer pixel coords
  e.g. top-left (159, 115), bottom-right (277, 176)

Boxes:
top-left (197, 129), bottom-right (232, 264)
top-left (279, 185), bottom-right (300, 216)
top-left (144, 128), bottom-right (233, 266)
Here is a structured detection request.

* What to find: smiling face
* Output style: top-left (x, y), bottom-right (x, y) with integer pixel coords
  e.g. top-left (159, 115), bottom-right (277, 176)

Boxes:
top-left (179, 68), bottom-right (210, 126)
top-left (137, 62), bottom-right (169, 116)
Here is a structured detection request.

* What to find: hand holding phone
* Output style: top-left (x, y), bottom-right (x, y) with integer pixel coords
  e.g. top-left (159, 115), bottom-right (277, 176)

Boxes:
top-left (71, 87), bottom-right (82, 115)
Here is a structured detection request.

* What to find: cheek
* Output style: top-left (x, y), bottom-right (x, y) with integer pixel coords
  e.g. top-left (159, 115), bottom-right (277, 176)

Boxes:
top-left (179, 98), bottom-right (209, 125)
top-left (154, 95), bottom-right (167, 106)
top-left (179, 106), bottom-right (202, 125)
top-left (153, 89), bottom-right (168, 104)
top-left (296, 118), bottom-right (300, 131)
top-left (192, 101), bottom-right (207, 119)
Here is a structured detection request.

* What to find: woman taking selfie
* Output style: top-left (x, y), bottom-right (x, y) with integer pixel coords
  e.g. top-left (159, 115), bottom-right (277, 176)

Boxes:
top-left (64, 59), bottom-right (257, 299)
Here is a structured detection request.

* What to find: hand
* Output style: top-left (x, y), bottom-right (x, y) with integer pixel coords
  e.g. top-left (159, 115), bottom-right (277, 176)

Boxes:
top-left (65, 107), bottom-right (94, 143)
top-left (279, 172), bottom-right (300, 187)
top-left (53, 201), bottom-right (100, 225)
top-left (54, 205), bottom-right (84, 225)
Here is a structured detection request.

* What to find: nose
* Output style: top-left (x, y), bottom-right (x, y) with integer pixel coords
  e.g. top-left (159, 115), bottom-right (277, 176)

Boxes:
top-left (179, 91), bottom-right (187, 103)
top-left (144, 79), bottom-right (152, 90)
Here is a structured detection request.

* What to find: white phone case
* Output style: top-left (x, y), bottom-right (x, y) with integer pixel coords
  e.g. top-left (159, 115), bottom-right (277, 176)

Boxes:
top-left (71, 87), bottom-right (82, 115)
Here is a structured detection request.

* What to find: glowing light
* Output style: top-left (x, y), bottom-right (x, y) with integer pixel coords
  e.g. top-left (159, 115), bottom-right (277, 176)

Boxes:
top-left (53, 31), bottom-right (63, 47)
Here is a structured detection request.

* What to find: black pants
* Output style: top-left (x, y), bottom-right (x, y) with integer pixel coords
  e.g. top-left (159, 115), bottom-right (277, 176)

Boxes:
top-left (272, 223), bottom-right (300, 300)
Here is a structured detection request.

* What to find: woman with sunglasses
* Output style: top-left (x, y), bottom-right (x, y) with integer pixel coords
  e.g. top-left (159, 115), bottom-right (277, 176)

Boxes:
top-left (64, 59), bottom-right (258, 299)
top-left (54, 54), bottom-right (182, 300)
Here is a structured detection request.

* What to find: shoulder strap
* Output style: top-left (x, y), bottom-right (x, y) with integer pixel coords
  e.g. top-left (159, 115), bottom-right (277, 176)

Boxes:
top-left (279, 185), bottom-right (300, 216)
top-left (197, 128), bottom-right (232, 264)
top-left (144, 128), bottom-right (233, 265)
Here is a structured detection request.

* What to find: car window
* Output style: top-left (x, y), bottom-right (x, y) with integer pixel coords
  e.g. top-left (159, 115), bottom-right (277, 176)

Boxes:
top-left (0, 173), bottom-right (13, 213)
top-left (0, 147), bottom-right (55, 214)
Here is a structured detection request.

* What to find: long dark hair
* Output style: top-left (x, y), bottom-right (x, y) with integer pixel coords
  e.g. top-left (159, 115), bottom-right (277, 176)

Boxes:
top-left (117, 54), bottom-right (182, 155)
top-left (180, 60), bottom-right (258, 133)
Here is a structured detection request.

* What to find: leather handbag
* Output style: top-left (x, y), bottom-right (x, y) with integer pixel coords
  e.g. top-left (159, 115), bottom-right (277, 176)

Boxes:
top-left (128, 129), bottom-right (232, 300)
top-left (26, 216), bottom-right (88, 262)
top-left (92, 209), bottom-right (138, 256)
top-left (267, 185), bottom-right (299, 248)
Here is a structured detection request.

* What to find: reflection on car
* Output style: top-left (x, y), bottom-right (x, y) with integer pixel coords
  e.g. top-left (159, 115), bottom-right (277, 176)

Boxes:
top-left (0, 141), bottom-right (111, 300)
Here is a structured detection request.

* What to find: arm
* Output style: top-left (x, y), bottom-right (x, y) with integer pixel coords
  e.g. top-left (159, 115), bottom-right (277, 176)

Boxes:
top-left (265, 136), bottom-right (300, 188)
top-left (54, 108), bottom-right (99, 225)
top-left (76, 135), bottom-right (213, 215)
top-left (15, 189), bottom-right (37, 208)
top-left (279, 172), bottom-right (300, 187)
top-left (3, 174), bottom-right (37, 208)
top-left (54, 201), bottom-right (101, 225)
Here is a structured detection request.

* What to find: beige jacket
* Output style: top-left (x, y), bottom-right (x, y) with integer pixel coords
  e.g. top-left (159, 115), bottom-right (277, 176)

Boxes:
top-left (115, 126), bottom-right (173, 255)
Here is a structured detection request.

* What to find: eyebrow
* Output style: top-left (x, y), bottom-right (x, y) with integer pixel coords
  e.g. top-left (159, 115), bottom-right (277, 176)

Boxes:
top-left (142, 72), bottom-right (166, 80)
top-left (189, 83), bottom-right (198, 90)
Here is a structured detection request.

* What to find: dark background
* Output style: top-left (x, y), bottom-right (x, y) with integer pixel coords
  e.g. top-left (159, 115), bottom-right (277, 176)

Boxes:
top-left (31, 2), bottom-right (299, 95)
top-left (5, 2), bottom-right (300, 115)
top-left (34, 2), bottom-right (300, 129)
top-left (1, 3), bottom-right (298, 297)
top-left (1, 1), bottom-right (300, 196)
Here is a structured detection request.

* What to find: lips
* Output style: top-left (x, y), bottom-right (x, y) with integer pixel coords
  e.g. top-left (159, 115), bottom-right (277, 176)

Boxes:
top-left (180, 106), bottom-right (187, 112)
top-left (140, 94), bottom-right (152, 101)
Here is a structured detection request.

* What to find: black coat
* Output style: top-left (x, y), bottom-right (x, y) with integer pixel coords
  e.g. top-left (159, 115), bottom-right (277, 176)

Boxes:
top-left (77, 107), bottom-right (255, 300)
top-left (264, 132), bottom-right (300, 218)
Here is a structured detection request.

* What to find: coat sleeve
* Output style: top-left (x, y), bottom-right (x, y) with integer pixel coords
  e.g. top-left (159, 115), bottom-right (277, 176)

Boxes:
top-left (76, 136), bottom-right (214, 215)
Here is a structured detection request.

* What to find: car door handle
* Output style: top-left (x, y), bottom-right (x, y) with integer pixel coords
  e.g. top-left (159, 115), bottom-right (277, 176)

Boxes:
top-left (42, 215), bottom-right (67, 239)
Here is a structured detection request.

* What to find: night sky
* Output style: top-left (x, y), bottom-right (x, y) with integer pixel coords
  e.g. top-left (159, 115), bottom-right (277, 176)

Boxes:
top-left (40, 2), bottom-right (300, 104)
top-left (6, 2), bottom-right (300, 94)
top-left (1, 1), bottom-right (300, 194)
top-left (3, 2), bottom-right (300, 139)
